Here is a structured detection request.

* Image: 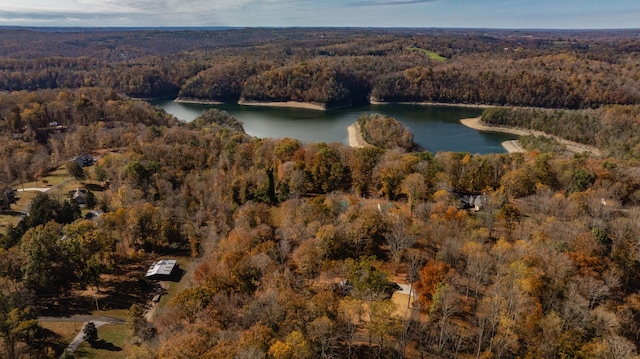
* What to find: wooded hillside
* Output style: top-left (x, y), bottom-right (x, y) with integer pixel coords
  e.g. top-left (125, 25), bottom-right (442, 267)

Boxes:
top-left (1, 28), bottom-right (640, 358)
top-left (1, 28), bottom-right (640, 108)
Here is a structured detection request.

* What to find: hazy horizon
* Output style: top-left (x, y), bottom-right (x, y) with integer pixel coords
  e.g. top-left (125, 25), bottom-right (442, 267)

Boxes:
top-left (1, 0), bottom-right (639, 30)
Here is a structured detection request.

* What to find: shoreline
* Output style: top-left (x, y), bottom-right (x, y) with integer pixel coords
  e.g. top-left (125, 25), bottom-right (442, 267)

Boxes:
top-left (501, 140), bottom-right (525, 153)
top-left (460, 117), bottom-right (602, 156)
top-left (173, 97), bottom-right (491, 111)
top-left (370, 100), bottom-right (494, 109)
top-left (238, 100), bottom-right (327, 111)
top-left (175, 97), bottom-right (224, 105)
top-left (347, 122), bottom-right (371, 148)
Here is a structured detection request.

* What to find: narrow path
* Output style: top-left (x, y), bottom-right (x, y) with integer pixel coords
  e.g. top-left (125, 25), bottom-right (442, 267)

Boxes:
top-left (16, 188), bottom-right (50, 192)
top-left (66, 321), bottom-right (108, 353)
top-left (38, 315), bottom-right (125, 323)
top-left (14, 178), bottom-right (73, 216)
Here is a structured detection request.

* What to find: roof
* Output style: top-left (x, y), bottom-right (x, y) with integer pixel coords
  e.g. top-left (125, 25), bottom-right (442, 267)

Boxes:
top-left (72, 153), bottom-right (95, 167)
top-left (145, 259), bottom-right (177, 278)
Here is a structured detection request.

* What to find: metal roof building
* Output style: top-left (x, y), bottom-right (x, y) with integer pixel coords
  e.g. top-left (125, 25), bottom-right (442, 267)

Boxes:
top-left (145, 259), bottom-right (177, 278)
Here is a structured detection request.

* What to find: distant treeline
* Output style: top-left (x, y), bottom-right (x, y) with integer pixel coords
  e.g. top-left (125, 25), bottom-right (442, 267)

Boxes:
top-left (1, 28), bottom-right (640, 108)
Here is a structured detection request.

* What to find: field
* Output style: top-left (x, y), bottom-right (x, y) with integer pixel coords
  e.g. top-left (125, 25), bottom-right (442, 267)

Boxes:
top-left (406, 46), bottom-right (447, 62)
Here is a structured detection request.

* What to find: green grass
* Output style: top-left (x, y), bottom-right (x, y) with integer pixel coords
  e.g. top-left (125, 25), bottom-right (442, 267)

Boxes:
top-left (406, 46), bottom-right (447, 62)
top-left (74, 323), bottom-right (129, 359)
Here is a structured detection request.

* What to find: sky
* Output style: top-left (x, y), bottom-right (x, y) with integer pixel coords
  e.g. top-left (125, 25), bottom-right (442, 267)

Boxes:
top-left (0, 0), bottom-right (638, 29)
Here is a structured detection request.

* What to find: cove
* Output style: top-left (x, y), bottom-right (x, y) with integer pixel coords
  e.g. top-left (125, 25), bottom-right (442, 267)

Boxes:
top-left (151, 99), bottom-right (516, 154)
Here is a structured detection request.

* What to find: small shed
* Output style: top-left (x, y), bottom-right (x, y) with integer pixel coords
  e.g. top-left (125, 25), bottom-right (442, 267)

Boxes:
top-left (145, 259), bottom-right (177, 279)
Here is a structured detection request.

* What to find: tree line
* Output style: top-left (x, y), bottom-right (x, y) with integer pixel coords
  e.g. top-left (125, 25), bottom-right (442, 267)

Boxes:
top-left (1, 28), bottom-right (640, 108)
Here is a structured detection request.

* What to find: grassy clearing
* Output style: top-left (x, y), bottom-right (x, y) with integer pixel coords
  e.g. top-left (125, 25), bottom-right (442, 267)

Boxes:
top-left (19, 165), bottom-right (72, 189)
top-left (74, 323), bottom-right (129, 359)
top-left (40, 321), bottom-right (83, 344)
top-left (406, 46), bottom-right (447, 62)
top-left (92, 308), bottom-right (130, 320)
top-left (0, 190), bottom-right (37, 232)
top-left (0, 164), bottom-right (103, 234)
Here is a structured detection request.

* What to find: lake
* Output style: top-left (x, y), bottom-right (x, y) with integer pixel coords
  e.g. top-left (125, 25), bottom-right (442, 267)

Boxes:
top-left (151, 99), bottom-right (516, 154)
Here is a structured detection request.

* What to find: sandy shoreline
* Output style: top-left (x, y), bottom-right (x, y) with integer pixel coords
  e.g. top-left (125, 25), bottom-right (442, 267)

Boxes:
top-left (238, 100), bottom-right (327, 111)
top-left (460, 117), bottom-right (602, 156)
top-left (370, 100), bottom-right (494, 109)
top-left (347, 123), bottom-right (371, 148)
top-left (501, 140), bottom-right (525, 153)
top-left (176, 98), bottom-right (490, 111)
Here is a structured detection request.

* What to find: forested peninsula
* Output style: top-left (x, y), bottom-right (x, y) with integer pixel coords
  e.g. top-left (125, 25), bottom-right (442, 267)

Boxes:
top-left (2, 28), bottom-right (640, 359)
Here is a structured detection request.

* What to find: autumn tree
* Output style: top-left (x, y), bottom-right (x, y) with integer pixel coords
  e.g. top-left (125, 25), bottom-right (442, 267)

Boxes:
top-left (346, 256), bottom-right (394, 302)
top-left (307, 316), bottom-right (338, 359)
top-left (400, 172), bottom-right (428, 217)
top-left (24, 192), bottom-right (62, 229)
top-left (385, 217), bottom-right (416, 275)
top-left (65, 160), bottom-right (86, 183)
top-left (20, 222), bottom-right (73, 294)
top-left (268, 331), bottom-right (312, 359)
top-left (338, 296), bottom-right (364, 357)
top-left (0, 305), bottom-right (39, 359)
top-left (414, 260), bottom-right (452, 310)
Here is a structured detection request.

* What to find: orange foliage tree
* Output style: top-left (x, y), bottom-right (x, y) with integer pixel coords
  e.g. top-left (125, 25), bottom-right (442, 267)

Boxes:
top-left (413, 260), bottom-right (453, 310)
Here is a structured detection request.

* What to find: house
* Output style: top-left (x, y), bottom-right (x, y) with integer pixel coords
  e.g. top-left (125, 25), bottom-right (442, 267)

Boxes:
top-left (460, 194), bottom-right (488, 212)
top-left (72, 153), bottom-right (95, 167)
top-left (145, 259), bottom-right (178, 280)
top-left (70, 188), bottom-right (86, 205)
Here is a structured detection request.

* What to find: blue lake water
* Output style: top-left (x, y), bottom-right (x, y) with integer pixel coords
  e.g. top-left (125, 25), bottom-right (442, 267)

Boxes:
top-left (152, 99), bottom-right (515, 154)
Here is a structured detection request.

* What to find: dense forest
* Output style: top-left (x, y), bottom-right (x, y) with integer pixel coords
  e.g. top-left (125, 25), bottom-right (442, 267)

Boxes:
top-left (1, 28), bottom-right (640, 108)
top-left (1, 27), bottom-right (640, 358)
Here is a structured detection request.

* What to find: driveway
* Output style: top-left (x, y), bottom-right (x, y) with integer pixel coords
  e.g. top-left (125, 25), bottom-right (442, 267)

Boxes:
top-left (16, 188), bottom-right (50, 192)
top-left (39, 315), bottom-right (125, 354)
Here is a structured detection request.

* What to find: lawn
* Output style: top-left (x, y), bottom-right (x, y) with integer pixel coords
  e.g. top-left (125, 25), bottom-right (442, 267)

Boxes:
top-left (0, 190), bottom-right (37, 232)
top-left (0, 163), bottom-right (104, 235)
top-left (73, 323), bottom-right (129, 359)
top-left (406, 46), bottom-right (447, 62)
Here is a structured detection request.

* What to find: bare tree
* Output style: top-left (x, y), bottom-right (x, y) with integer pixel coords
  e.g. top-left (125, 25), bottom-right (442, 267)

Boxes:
top-left (385, 217), bottom-right (416, 275)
